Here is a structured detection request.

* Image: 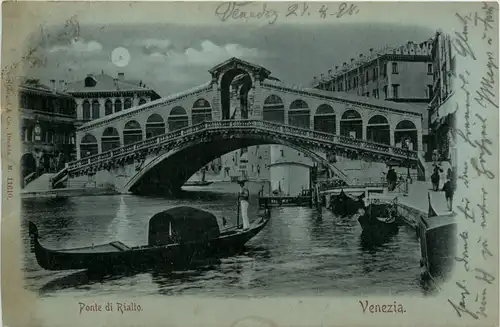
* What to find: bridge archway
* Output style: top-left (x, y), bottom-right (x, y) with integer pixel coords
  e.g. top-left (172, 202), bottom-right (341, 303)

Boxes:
top-left (263, 95), bottom-right (285, 123)
top-left (191, 98), bottom-right (212, 125)
top-left (340, 109), bottom-right (362, 138)
top-left (101, 127), bottom-right (121, 152)
top-left (314, 104), bottom-right (336, 134)
top-left (366, 114), bottom-right (390, 145)
top-left (220, 68), bottom-right (253, 120)
top-left (168, 106), bottom-right (189, 131)
top-left (80, 134), bottom-right (98, 158)
top-left (289, 99), bottom-right (310, 128)
top-left (146, 114), bottom-right (166, 138)
top-left (123, 120), bottom-right (143, 145)
top-left (395, 120), bottom-right (418, 150)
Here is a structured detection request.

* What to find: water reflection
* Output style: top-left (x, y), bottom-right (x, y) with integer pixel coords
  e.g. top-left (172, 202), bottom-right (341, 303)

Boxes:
top-left (22, 187), bottom-right (426, 297)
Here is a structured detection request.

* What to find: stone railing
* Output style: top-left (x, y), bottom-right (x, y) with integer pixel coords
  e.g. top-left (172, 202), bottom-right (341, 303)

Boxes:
top-left (67, 120), bottom-right (419, 174)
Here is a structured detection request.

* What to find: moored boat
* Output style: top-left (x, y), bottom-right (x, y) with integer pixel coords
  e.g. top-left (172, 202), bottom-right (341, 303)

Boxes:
top-left (29, 206), bottom-right (270, 272)
top-left (417, 193), bottom-right (457, 281)
top-left (183, 181), bottom-right (214, 187)
top-left (329, 190), bottom-right (365, 217)
top-left (357, 196), bottom-right (399, 240)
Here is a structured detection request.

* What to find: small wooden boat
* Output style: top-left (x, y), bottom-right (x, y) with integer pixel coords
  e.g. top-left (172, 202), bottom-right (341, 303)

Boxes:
top-left (329, 190), bottom-right (365, 217)
top-left (357, 196), bottom-right (399, 239)
top-left (183, 181), bottom-right (214, 187)
top-left (29, 206), bottom-right (270, 272)
top-left (417, 193), bottom-right (457, 280)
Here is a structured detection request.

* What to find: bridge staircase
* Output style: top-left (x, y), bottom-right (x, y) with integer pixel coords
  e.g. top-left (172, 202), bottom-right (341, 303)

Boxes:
top-left (51, 120), bottom-right (422, 190)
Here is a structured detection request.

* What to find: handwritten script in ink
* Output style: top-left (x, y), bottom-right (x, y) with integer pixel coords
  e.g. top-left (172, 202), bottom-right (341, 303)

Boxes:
top-left (214, 2), bottom-right (360, 25)
top-left (448, 2), bottom-right (497, 321)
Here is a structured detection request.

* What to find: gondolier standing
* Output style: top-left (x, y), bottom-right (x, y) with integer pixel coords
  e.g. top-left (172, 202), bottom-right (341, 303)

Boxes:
top-left (238, 180), bottom-right (250, 230)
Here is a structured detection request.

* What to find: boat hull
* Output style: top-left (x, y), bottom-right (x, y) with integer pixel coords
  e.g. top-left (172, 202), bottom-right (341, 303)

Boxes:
top-left (357, 203), bottom-right (399, 239)
top-left (29, 216), bottom-right (269, 272)
top-left (329, 192), bottom-right (364, 217)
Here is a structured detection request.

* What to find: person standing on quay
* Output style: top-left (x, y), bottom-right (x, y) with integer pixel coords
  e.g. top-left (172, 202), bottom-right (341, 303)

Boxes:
top-left (238, 180), bottom-right (250, 230)
top-left (442, 177), bottom-right (455, 212)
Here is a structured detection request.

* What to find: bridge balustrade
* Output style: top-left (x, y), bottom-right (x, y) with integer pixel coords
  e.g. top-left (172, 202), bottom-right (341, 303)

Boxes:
top-left (68, 119), bottom-right (419, 174)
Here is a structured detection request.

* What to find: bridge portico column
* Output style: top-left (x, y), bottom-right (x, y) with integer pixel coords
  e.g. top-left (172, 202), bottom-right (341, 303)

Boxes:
top-left (361, 115), bottom-right (367, 140)
top-left (336, 117), bottom-right (340, 135)
top-left (75, 98), bottom-right (84, 120)
top-left (211, 79), bottom-right (222, 120)
top-left (99, 98), bottom-right (105, 118)
top-left (417, 129), bottom-right (423, 151)
top-left (390, 126), bottom-right (395, 146)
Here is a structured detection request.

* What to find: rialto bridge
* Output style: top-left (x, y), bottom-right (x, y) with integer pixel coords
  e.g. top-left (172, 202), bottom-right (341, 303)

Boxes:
top-left (52, 58), bottom-right (426, 195)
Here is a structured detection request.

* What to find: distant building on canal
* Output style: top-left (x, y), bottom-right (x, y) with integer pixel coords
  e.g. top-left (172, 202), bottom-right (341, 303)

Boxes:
top-left (269, 145), bottom-right (313, 196)
top-left (64, 72), bottom-right (161, 125)
top-left (19, 78), bottom-right (77, 187)
top-left (311, 38), bottom-right (435, 152)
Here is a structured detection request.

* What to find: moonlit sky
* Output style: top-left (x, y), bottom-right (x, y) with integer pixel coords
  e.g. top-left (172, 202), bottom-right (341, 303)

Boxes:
top-left (26, 23), bottom-right (435, 96)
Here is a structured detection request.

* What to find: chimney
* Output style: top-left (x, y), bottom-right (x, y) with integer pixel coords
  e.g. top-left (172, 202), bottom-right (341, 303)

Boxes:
top-left (50, 79), bottom-right (56, 91)
top-left (118, 72), bottom-right (125, 81)
top-left (320, 73), bottom-right (325, 80)
top-left (350, 58), bottom-right (355, 63)
top-left (369, 48), bottom-right (374, 55)
top-left (359, 54), bottom-right (364, 59)
top-left (313, 76), bottom-right (317, 83)
top-left (59, 80), bottom-right (65, 91)
top-left (328, 69), bottom-right (333, 77)
top-left (139, 80), bottom-right (143, 87)
top-left (343, 62), bottom-right (347, 67)
top-left (335, 65), bottom-right (339, 71)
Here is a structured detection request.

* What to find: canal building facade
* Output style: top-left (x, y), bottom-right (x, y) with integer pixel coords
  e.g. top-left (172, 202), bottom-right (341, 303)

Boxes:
top-left (269, 145), bottom-right (313, 196)
top-left (428, 31), bottom-right (456, 166)
top-left (19, 78), bottom-right (77, 187)
top-left (311, 38), bottom-right (434, 153)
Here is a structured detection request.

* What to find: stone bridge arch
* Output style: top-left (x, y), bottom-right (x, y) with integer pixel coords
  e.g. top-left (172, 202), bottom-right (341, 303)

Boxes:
top-left (123, 133), bottom-right (345, 196)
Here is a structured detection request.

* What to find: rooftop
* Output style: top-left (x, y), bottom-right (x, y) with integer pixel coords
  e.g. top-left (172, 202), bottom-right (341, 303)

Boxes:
top-left (19, 78), bottom-right (73, 98)
top-left (64, 72), bottom-right (161, 98)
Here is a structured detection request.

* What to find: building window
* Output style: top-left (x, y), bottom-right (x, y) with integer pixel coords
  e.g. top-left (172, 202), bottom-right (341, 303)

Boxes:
top-left (383, 63), bottom-right (388, 76)
top-left (365, 70), bottom-right (369, 83)
top-left (124, 98), bottom-right (132, 109)
top-left (114, 99), bottom-right (122, 112)
top-left (105, 99), bottom-right (113, 115)
top-left (373, 67), bottom-right (378, 80)
top-left (373, 89), bottom-right (379, 98)
top-left (392, 62), bottom-right (399, 74)
top-left (139, 98), bottom-right (147, 105)
top-left (392, 84), bottom-right (399, 98)
top-left (280, 149), bottom-right (284, 157)
top-left (383, 85), bottom-right (388, 99)
top-left (92, 100), bottom-right (100, 119)
top-left (427, 63), bottom-right (433, 74)
top-left (82, 100), bottom-right (91, 119)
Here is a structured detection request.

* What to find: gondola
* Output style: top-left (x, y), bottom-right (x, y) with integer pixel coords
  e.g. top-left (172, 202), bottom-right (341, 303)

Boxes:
top-left (357, 196), bottom-right (399, 240)
top-left (29, 206), bottom-right (270, 272)
top-left (329, 190), bottom-right (365, 217)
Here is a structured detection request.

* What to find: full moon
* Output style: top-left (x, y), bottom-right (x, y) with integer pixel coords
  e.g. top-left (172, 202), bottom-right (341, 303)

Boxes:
top-left (111, 47), bottom-right (131, 67)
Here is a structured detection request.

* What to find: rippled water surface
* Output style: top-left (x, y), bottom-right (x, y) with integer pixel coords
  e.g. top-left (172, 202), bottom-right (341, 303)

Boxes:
top-left (22, 183), bottom-right (426, 297)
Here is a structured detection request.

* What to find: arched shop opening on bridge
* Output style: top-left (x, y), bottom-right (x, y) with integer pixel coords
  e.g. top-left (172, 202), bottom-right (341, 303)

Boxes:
top-left (366, 115), bottom-right (390, 145)
top-left (394, 120), bottom-right (418, 150)
top-left (101, 127), bottom-right (121, 152)
top-left (340, 109), bottom-right (362, 138)
top-left (146, 114), bottom-right (166, 138)
top-left (80, 134), bottom-right (99, 158)
top-left (288, 99), bottom-right (310, 129)
top-left (168, 106), bottom-right (189, 131)
top-left (123, 120), bottom-right (143, 145)
top-left (263, 95), bottom-right (285, 124)
top-left (314, 104), bottom-right (336, 134)
top-left (191, 98), bottom-right (212, 125)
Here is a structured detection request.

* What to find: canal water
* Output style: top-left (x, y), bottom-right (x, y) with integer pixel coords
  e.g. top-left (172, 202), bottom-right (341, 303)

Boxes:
top-left (21, 182), bottom-right (427, 297)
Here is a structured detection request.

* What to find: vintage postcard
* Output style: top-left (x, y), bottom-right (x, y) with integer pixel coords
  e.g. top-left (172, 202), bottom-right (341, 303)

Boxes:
top-left (1, 1), bottom-right (498, 327)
